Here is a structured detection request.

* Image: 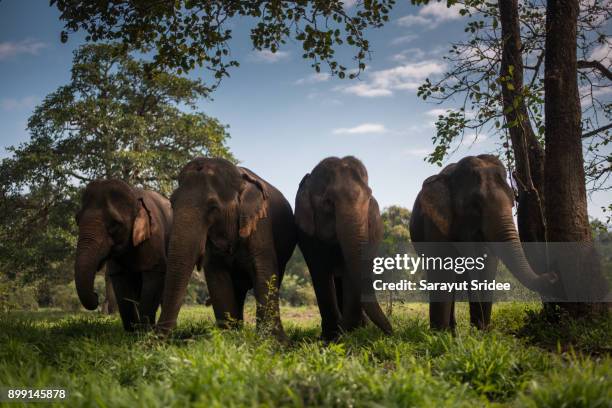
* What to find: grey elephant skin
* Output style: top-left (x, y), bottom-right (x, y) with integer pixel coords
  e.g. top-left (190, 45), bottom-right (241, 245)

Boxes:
top-left (156, 157), bottom-right (296, 341)
top-left (410, 155), bottom-right (558, 330)
top-left (74, 179), bottom-right (172, 331)
top-left (295, 156), bottom-right (393, 341)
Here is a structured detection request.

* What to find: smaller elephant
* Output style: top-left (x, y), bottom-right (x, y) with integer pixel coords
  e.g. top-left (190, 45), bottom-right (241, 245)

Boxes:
top-left (295, 156), bottom-right (393, 340)
top-left (74, 179), bottom-right (172, 331)
top-left (156, 158), bottom-right (297, 341)
top-left (410, 155), bottom-right (559, 331)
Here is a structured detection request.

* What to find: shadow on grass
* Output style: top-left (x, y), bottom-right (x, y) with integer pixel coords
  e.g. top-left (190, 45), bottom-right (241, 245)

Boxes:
top-left (517, 306), bottom-right (612, 355)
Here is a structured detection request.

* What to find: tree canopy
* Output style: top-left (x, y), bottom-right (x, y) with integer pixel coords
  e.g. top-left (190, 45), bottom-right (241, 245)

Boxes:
top-left (380, 205), bottom-right (412, 256)
top-left (0, 43), bottom-right (233, 285)
top-left (53, 0), bottom-right (396, 87)
top-left (413, 0), bottom-right (610, 192)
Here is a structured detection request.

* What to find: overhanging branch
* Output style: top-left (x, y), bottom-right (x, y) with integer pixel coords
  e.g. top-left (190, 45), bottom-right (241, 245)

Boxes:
top-left (582, 122), bottom-right (612, 138)
top-left (577, 60), bottom-right (612, 81)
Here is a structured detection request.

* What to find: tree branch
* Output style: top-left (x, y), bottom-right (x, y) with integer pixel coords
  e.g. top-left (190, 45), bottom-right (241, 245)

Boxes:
top-left (577, 60), bottom-right (612, 81)
top-left (582, 122), bottom-right (612, 138)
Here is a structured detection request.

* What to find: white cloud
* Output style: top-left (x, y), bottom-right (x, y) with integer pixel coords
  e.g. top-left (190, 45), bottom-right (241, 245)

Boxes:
top-left (426, 108), bottom-right (448, 117)
top-left (462, 133), bottom-right (488, 144)
top-left (332, 123), bottom-right (388, 135)
top-left (0, 96), bottom-right (39, 111)
top-left (340, 83), bottom-right (394, 97)
top-left (390, 34), bottom-right (418, 46)
top-left (403, 148), bottom-right (431, 156)
top-left (397, 3), bottom-right (463, 28)
top-left (336, 60), bottom-right (446, 98)
top-left (396, 15), bottom-right (431, 27)
top-left (420, 2), bottom-right (463, 20)
top-left (391, 48), bottom-right (426, 62)
top-left (589, 42), bottom-right (611, 66)
top-left (0, 39), bottom-right (46, 60)
top-left (295, 73), bottom-right (331, 85)
top-left (342, 0), bottom-right (358, 8)
top-left (249, 49), bottom-right (290, 63)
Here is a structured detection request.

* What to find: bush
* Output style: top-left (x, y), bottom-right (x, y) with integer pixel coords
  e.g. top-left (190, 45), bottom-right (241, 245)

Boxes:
top-left (49, 281), bottom-right (83, 312)
top-left (0, 278), bottom-right (38, 312)
top-left (280, 274), bottom-right (316, 306)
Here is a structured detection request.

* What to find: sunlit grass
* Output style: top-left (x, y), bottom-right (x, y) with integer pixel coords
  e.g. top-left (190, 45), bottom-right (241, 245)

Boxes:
top-left (0, 303), bottom-right (610, 407)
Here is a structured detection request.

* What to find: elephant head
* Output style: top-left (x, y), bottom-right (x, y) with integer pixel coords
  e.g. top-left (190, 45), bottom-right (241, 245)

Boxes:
top-left (156, 157), bottom-right (268, 332)
top-left (295, 156), bottom-right (392, 334)
top-left (74, 180), bottom-right (152, 310)
top-left (418, 154), bottom-right (559, 296)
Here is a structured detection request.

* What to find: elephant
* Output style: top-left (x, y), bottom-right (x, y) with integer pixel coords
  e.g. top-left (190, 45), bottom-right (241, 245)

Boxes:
top-left (409, 155), bottom-right (559, 331)
top-left (74, 179), bottom-right (172, 331)
top-left (295, 156), bottom-right (393, 341)
top-left (156, 157), bottom-right (296, 341)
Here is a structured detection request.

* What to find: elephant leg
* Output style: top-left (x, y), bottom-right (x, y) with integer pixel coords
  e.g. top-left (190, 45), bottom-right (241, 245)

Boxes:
top-left (300, 239), bottom-right (341, 340)
top-left (427, 263), bottom-right (456, 331)
top-left (340, 266), bottom-right (363, 332)
top-left (244, 220), bottom-right (286, 341)
top-left (335, 272), bottom-right (367, 327)
top-left (232, 275), bottom-right (251, 322)
top-left (109, 263), bottom-right (140, 331)
top-left (250, 257), bottom-right (286, 340)
top-left (468, 253), bottom-right (497, 330)
top-left (204, 259), bottom-right (240, 328)
top-left (334, 275), bottom-right (343, 315)
top-left (138, 266), bottom-right (165, 329)
top-left (469, 302), bottom-right (492, 330)
top-left (429, 301), bottom-right (455, 331)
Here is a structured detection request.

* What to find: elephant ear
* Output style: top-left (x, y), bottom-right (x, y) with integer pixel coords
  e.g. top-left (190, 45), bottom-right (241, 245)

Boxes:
top-left (132, 198), bottom-right (152, 246)
top-left (295, 174), bottom-right (315, 236)
top-left (418, 174), bottom-right (451, 237)
top-left (238, 169), bottom-right (268, 238)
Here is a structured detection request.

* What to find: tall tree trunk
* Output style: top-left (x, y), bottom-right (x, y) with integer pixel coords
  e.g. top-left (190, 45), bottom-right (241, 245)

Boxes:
top-left (498, 0), bottom-right (547, 274)
top-left (544, 0), bottom-right (607, 315)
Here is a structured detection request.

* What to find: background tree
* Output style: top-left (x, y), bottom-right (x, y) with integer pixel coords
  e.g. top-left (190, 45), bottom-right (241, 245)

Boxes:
top-left (0, 43), bottom-right (233, 306)
top-left (380, 205), bottom-right (412, 257)
top-left (413, 0), bottom-right (610, 315)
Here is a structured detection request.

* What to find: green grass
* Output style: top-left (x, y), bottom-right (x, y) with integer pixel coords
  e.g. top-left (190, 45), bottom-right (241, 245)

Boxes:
top-left (0, 303), bottom-right (610, 407)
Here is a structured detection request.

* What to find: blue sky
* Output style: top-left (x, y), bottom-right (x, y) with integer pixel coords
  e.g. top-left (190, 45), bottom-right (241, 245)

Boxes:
top-left (0, 1), bottom-right (609, 219)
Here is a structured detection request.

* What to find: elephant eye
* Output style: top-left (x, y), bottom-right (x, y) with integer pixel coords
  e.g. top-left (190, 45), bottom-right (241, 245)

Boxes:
top-left (206, 199), bottom-right (220, 212)
top-left (108, 220), bottom-right (124, 235)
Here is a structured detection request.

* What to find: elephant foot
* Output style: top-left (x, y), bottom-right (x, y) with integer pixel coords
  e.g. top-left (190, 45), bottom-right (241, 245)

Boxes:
top-left (470, 321), bottom-right (491, 331)
top-left (216, 318), bottom-right (242, 330)
top-left (320, 327), bottom-right (342, 343)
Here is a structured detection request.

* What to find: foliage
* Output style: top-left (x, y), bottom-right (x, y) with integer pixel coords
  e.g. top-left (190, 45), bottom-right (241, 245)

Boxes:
top-left (53, 0), bottom-right (396, 85)
top-left (280, 274), bottom-right (316, 306)
top-left (0, 303), bottom-right (610, 406)
top-left (49, 281), bottom-right (83, 312)
top-left (3, 42), bottom-right (233, 196)
top-left (412, 0), bottom-right (610, 192)
top-left (285, 248), bottom-right (310, 282)
top-left (0, 277), bottom-right (39, 313)
top-left (380, 205), bottom-right (412, 256)
top-left (0, 43), bottom-right (233, 285)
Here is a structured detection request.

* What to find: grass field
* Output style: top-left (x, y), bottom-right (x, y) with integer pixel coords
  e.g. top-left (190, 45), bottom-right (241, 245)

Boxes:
top-left (0, 302), bottom-right (610, 407)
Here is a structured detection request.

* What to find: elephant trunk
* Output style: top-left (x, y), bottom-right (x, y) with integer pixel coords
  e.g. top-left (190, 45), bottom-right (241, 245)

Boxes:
top-left (336, 205), bottom-right (392, 335)
top-left (74, 224), bottom-right (109, 310)
top-left (490, 213), bottom-right (550, 294)
top-left (157, 210), bottom-right (205, 333)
